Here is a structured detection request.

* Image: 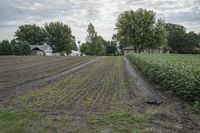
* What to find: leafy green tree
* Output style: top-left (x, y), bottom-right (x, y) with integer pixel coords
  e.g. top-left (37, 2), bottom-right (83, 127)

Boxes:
top-left (86, 23), bottom-right (97, 42)
top-left (115, 8), bottom-right (160, 52)
top-left (181, 32), bottom-right (200, 54)
top-left (165, 23), bottom-right (200, 54)
top-left (15, 24), bottom-right (46, 45)
top-left (44, 22), bottom-right (76, 54)
top-left (115, 8), bottom-right (169, 53)
top-left (165, 23), bottom-right (186, 53)
top-left (0, 40), bottom-right (13, 55)
top-left (80, 23), bottom-right (106, 56)
top-left (80, 42), bottom-right (88, 55)
top-left (93, 36), bottom-right (106, 56)
top-left (152, 19), bottom-right (168, 48)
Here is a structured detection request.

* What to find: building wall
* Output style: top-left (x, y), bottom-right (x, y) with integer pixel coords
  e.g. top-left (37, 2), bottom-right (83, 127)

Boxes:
top-left (44, 50), bottom-right (53, 56)
top-left (124, 48), bottom-right (170, 55)
top-left (32, 50), bottom-right (45, 56)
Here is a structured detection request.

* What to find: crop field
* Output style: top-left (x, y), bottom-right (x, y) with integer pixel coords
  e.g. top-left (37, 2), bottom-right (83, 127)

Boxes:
top-left (127, 54), bottom-right (200, 107)
top-left (0, 56), bottom-right (200, 133)
top-left (0, 56), bottom-right (95, 90)
top-left (0, 57), bottom-right (153, 133)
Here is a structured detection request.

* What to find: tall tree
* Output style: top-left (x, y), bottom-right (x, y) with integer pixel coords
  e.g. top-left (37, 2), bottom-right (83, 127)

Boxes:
top-left (44, 22), bottom-right (76, 54)
top-left (115, 8), bottom-right (167, 52)
top-left (93, 36), bottom-right (106, 56)
top-left (165, 23), bottom-right (186, 53)
top-left (15, 24), bottom-right (46, 45)
top-left (152, 19), bottom-right (168, 48)
top-left (86, 23), bottom-right (97, 42)
top-left (80, 23), bottom-right (106, 56)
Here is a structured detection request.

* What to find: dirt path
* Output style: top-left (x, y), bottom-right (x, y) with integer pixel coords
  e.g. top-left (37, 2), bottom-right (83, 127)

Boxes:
top-left (124, 57), bottom-right (200, 133)
top-left (124, 57), bottom-right (163, 104)
top-left (0, 58), bottom-right (100, 101)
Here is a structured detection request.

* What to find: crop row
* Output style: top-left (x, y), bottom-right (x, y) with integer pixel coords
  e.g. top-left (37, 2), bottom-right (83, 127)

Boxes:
top-left (0, 56), bottom-right (95, 90)
top-left (4, 57), bottom-right (129, 112)
top-left (127, 54), bottom-right (200, 104)
top-left (0, 56), bottom-right (151, 132)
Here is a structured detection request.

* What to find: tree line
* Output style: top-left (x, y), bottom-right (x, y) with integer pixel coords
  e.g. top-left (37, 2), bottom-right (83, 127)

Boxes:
top-left (113, 8), bottom-right (200, 54)
top-left (79, 8), bottom-right (200, 55)
top-left (1, 8), bottom-right (200, 56)
top-left (165, 23), bottom-right (200, 54)
top-left (0, 40), bottom-right (31, 55)
top-left (0, 22), bottom-right (77, 55)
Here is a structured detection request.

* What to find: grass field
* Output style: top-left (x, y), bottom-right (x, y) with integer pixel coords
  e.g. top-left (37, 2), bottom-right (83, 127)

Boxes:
top-left (0, 56), bottom-right (95, 90)
top-left (0, 56), bottom-right (152, 133)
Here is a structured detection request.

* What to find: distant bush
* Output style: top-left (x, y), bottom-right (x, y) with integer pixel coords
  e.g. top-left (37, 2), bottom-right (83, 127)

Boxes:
top-left (0, 40), bottom-right (13, 55)
top-left (0, 40), bottom-right (31, 55)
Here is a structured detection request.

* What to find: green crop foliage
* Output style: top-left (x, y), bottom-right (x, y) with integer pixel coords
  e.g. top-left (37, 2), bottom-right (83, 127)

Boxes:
top-left (127, 54), bottom-right (200, 106)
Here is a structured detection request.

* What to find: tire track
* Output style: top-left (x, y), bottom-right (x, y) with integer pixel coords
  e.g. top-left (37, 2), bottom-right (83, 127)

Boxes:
top-left (0, 57), bottom-right (100, 101)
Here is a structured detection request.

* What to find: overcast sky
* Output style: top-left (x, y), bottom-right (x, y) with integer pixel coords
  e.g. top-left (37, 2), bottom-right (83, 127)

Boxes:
top-left (0, 0), bottom-right (200, 42)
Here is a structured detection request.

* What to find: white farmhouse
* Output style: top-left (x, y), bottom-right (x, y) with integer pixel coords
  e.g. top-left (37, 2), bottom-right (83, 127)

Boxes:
top-left (30, 44), bottom-right (53, 56)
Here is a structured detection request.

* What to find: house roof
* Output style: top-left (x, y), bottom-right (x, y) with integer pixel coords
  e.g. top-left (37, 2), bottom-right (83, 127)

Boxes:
top-left (30, 45), bottom-right (52, 52)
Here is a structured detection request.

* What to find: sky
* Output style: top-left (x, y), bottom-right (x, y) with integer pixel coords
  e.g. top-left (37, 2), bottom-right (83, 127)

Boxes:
top-left (0, 0), bottom-right (200, 43)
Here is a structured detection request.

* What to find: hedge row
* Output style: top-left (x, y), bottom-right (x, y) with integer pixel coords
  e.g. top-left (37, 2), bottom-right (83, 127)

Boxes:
top-left (127, 54), bottom-right (200, 103)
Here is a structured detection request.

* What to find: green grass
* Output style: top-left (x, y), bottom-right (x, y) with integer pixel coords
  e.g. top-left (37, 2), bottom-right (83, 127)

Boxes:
top-left (86, 112), bottom-right (152, 133)
top-left (0, 107), bottom-right (71, 133)
top-left (0, 107), bottom-right (40, 133)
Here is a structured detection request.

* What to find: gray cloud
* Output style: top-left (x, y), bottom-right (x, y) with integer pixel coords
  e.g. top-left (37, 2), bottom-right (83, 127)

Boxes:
top-left (0, 0), bottom-right (200, 42)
